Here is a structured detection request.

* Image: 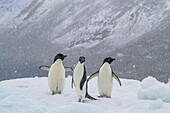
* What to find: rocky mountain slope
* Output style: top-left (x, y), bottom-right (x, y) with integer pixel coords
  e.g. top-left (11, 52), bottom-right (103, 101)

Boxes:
top-left (0, 0), bottom-right (170, 82)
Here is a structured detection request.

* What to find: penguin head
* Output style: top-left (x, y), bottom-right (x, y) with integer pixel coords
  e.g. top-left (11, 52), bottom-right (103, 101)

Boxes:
top-left (103, 57), bottom-right (115, 64)
top-left (53, 53), bottom-right (67, 63)
top-left (79, 56), bottom-right (85, 64)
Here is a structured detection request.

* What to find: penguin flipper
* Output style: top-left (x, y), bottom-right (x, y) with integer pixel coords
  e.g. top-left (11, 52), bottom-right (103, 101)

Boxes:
top-left (65, 67), bottom-right (73, 71)
top-left (80, 66), bottom-right (87, 90)
top-left (39, 66), bottom-right (73, 72)
top-left (71, 77), bottom-right (74, 88)
top-left (39, 65), bottom-right (50, 71)
top-left (112, 72), bottom-right (121, 86)
top-left (87, 71), bottom-right (99, 82)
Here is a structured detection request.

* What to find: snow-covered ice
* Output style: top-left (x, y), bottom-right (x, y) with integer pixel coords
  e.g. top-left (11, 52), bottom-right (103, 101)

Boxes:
top-left (138, 76), bottom-right (170, 103)
top-left (149, 99), bottom-right (164, 110)
top-left (0, 87), bottom-right (48, 113)
top-left (0, 76), bottom-right (170, 113)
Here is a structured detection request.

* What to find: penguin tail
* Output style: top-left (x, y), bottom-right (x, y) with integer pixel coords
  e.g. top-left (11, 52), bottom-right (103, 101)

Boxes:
top-left (85, 80), bottom-right (97, 100)
top-left (86, 93), bottom-right (97, 100)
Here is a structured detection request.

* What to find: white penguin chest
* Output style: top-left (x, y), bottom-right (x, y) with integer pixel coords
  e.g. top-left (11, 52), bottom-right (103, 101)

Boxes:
top-left (98, 63), bottom-right (112, 83)
top-left (48, 61), bottom-right (65, 79)
top-left (73, 63), bottom-right (84, 88)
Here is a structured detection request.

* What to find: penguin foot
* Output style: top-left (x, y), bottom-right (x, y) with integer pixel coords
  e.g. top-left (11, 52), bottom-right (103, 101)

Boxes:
top-left (98, 95), bottom-right (103, 98)
top-left (106, 96), bottom-right (111, 98)
top-left (78, 99), bottom-right (81, 102)
top-left (58, 91), bottom-right (61, 94)
top-left (82, 100), bottom-right (85, 103)
top-left (52, 91), bottom-right (56, 95)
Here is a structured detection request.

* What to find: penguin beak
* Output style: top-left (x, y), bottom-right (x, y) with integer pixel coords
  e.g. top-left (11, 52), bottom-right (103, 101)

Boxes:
top-left (64, 55), bottom-right (67, 58)
top-left (112, 58), bottom-right (116, 61)
top-left (110, 58), bottom-right (116, 63)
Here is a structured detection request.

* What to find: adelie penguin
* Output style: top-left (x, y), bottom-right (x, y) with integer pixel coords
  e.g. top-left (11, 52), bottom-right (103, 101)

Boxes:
top-left (71, 57), bottom-right (97, 103)
top-left (87, 57), bottom-right (121, 98)
top-left (39, 53), bottom-right (73, 95)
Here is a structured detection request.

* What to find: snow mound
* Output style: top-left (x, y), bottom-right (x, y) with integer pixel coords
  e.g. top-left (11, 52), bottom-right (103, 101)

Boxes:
top-left (168, 78), bottom-right (170, 86)
top-left (140, 76), bottom-right (161, 89)
top-left (0, 88), bottom-right (47, 113)
top-left (138, 77), bottom-right (170, 103)
top-left (149, 99), bottom-right (164, 110)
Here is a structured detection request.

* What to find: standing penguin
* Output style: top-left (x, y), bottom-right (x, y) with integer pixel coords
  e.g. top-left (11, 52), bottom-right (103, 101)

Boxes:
top-left (87, 57), bottom-right (121, 98)
top-left (71, 57), bottom-right (96, 103)
top-left (45, 53), bottom-right (67, 95)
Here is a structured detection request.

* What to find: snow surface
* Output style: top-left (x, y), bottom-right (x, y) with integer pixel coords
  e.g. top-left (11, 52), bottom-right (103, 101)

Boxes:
top-left (0, 76), bottom-right (170, 113)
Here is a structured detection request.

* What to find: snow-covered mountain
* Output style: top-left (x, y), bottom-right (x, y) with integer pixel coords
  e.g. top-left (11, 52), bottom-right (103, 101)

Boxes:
top-left (0, 0), bottom-right (170, 82)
